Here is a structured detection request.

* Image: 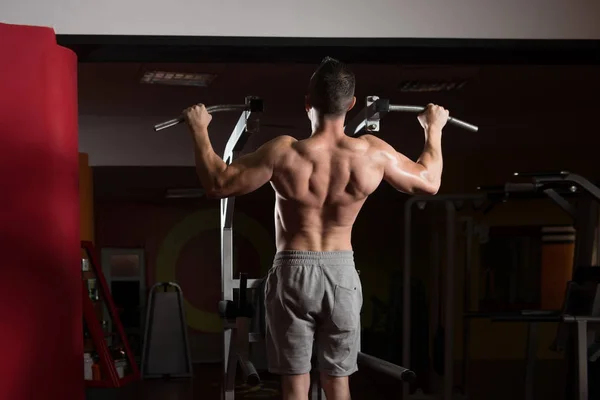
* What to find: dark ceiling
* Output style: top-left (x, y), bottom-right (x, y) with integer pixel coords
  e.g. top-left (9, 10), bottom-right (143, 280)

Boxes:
top-left (59, 35), bottom-right (600, 64)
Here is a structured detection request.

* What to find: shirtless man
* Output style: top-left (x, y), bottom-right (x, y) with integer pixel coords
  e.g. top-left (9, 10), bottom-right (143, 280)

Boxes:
top-left (184, 57), bottom-right (448, 400)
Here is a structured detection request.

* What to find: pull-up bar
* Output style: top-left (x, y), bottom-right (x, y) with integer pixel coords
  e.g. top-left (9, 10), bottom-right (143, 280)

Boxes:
top-left (153, 99), bottom-right (263, 132)
top-left (345, 96), bottom-right (479, 136)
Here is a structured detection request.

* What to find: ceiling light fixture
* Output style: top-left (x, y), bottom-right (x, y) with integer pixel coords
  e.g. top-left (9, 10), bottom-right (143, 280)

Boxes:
top-left (141, 71), bottom-right (216, 87)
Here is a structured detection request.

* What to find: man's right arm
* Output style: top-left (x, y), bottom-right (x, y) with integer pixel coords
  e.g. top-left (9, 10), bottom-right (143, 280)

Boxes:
top-left (363, 104), bottom-right (448, 195)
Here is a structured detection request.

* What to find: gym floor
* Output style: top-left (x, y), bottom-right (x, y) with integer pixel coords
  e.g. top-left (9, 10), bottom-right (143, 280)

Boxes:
top-left (85, 364), bottom-right (404, 400)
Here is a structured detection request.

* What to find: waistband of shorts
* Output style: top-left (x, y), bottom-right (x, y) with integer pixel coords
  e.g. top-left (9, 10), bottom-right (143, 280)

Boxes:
top-left (273, 250), bottom-right (354, 267)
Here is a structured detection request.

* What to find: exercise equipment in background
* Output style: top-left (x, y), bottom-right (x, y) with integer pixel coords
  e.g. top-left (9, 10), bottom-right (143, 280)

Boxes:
top-left (406, 171), bottom-right (600, 400)
top-left (81, 241), bottom-right (141, 387)
top-left (141, 282), bottom-right (193, 379)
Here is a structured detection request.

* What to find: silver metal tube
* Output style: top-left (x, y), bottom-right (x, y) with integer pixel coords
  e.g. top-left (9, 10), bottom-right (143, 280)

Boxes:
top-left (223, 111), bottom-right (252, 164)
top-left (388, 104), bottom-right (479, 132)
top-left (358, 352), bottom-right (416, 382)
top-left (154, 104), bottom-right (248, 131)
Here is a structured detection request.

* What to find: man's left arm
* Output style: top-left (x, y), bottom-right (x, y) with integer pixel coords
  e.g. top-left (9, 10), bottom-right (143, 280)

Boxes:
top-left (185, 104), bottom-right (291, 198)
top-left (194, 138), bottom-right (288, 198)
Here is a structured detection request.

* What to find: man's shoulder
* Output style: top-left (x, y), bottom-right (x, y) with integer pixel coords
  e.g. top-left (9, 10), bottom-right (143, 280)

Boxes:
top-left (266, 134), bottom-right (298, 149)
top-left (353, 134), bottom-right (390, 153)
top-left (262, 135), bottom-right (298, 165)
top-left (357, 133), bottom-right (382, 144)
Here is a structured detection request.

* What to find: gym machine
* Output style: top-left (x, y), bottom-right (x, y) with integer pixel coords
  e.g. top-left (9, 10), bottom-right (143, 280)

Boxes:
top-left (154, 96), bottom-right (466, 398)
top-left (156, 96), bottom-right (265, 400)
top-left (480, 172), bottom-right (600, 400)
top-left (215, 97), bottom-right (264, 400)
top-left (403, 194), bottom-right (486, 400)
top-left (403, 172), bottom-right (600, 400)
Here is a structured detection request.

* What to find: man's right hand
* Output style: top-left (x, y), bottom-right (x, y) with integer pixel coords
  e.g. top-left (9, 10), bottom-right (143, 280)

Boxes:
top-left (417, 104), bottom-right (449, 132)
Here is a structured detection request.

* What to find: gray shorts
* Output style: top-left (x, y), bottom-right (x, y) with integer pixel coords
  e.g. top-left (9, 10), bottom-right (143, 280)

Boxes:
top-left (264, 250), bottom-right (363, 377)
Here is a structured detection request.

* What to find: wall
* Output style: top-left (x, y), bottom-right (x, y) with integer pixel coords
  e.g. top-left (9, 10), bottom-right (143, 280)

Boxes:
top-left (2, 0), bottom-right (600, 38)
top-left (75, 62), bottom-right (600, 167)
top-left (80, 152), bottom-right (95, 242)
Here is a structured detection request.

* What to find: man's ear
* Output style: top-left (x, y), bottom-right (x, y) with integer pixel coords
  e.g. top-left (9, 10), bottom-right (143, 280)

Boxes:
top-left (305, 95), bottom-right (311, 112)
top-left (347, 96), bottom-right (357, 111)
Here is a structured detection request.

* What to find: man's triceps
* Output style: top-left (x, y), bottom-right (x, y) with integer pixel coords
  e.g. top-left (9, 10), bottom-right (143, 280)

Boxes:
top-left (213, 141), bottom-right (283, 197)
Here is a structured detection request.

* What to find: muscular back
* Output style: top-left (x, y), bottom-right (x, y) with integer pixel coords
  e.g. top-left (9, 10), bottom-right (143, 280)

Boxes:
top-left (271, 135), bottom-right (384, 252)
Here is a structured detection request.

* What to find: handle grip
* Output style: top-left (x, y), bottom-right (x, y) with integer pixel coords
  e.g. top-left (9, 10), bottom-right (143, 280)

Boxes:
top-left (504, 183), bottom-right (539, 193)
top-left (154, 116), bottom-right (184, 131)
top-left (388, 105), bottom-right (479, 132)
top-left (357, 352), bottom-right (416, 383)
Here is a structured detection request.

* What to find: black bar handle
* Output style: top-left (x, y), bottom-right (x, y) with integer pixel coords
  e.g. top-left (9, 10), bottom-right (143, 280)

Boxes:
top-left (504, 183), bottom-right (540, 193)
top-left (357, 352), bottom-right (416, 383)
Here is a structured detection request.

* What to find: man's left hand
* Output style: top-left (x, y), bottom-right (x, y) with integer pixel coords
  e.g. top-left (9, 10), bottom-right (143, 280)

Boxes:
top-left (184, 104), bottom-right (213, 131)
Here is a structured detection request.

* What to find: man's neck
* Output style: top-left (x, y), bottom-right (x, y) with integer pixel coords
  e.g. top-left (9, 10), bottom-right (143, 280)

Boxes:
top-left (310, 115), bottom-right (346, 138)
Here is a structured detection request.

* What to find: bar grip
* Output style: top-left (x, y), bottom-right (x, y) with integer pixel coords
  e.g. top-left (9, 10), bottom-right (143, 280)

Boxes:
top-left (504, 183), bottom-right (539, 193)
top-left (154, 104), bottom-right (248, 132)
top-left (357, 352), bottom-right (416, 383)
top-left (388, 105), bottom-right (479, 132)
top-left (154, 116), bottom-right (184, 131)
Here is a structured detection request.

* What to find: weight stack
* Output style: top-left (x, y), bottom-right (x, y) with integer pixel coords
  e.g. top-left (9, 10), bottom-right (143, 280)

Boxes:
top-left (141, 282), bottom-right (193, 379)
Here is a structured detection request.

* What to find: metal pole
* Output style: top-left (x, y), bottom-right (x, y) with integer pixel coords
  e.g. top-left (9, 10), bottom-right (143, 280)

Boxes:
top-left (461, 217), bottom-right (474, 396)
top-left (444, 201), bottom-right (456, 400)
top-left (213, 97), bottom-right (262, 400)
top-left (402, 197), bottom-right (418, 400)
top-left (577, 319), bottom-right (589, 400)
top-left (524, 322), bottom-right (539, 400)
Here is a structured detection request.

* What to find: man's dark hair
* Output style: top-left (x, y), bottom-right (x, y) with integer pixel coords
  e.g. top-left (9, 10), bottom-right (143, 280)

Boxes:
top-left (308, 57), bottom-right (355, 116)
